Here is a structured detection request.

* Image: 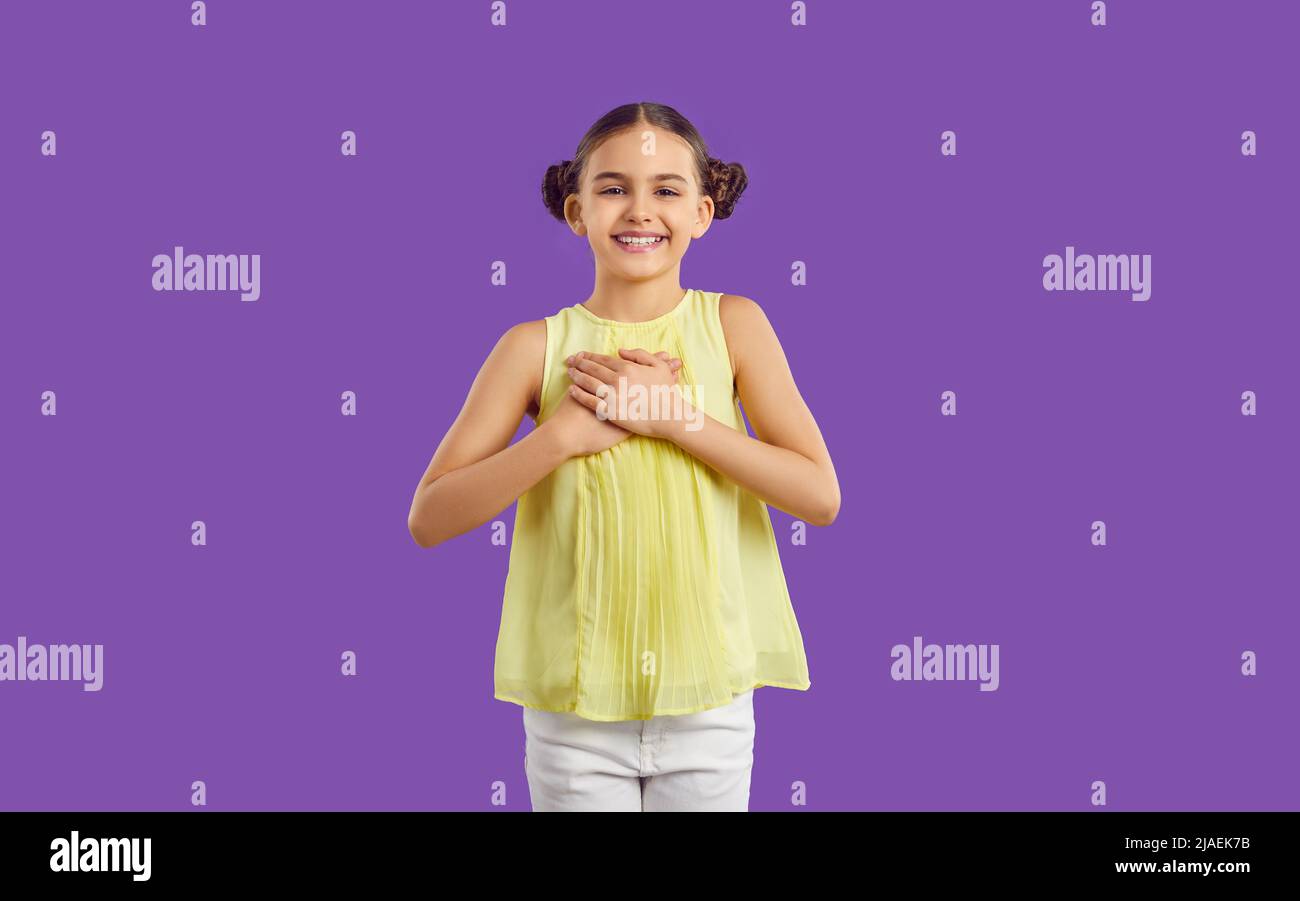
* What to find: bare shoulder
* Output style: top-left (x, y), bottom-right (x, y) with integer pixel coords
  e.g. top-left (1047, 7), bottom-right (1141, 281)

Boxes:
top-left (718, 294), bottom-right (777, 376)
top-left (718, 293), bottom-right (774, 334)
top-left (498, 317), bottom-right (547, 351)
top-left (491, 318), bottom-right (547, 415)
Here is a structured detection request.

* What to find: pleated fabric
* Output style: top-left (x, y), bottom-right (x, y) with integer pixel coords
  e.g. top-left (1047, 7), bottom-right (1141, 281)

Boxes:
top-left (493, 289), bottom-right (811, 721)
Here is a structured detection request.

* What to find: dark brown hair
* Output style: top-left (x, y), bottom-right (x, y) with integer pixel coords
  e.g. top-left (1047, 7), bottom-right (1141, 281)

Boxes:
top-left (541, 102), bottom-right (748, 223)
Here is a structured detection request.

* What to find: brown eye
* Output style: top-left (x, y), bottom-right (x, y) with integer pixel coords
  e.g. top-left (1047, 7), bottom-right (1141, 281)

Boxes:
top-left (599, 187), bottom-right (679, 196)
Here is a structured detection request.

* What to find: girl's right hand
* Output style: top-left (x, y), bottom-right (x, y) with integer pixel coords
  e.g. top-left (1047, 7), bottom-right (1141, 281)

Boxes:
top-left (550, 389), bottom-right (632, 457)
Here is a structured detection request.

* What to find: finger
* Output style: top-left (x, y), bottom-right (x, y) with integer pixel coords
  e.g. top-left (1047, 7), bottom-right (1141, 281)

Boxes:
top-left (570, 381), bottom-right (617, 415)
top-left (572, 354), bottom-right (619, 384)
top-left (564, 352), bottom-right (593, 366)
top-left (618, 347), bottom-right (660, 367)
top-left (582, 385), bottom-right (614, 421)
top-left (574, 351), bottom-right (623, 370)
top-left (568, 364), bottom-right (612, 398)
top-left (668, 358), bottom-right (682, 372)
top-left (567, 383), bottom-right (602, 414)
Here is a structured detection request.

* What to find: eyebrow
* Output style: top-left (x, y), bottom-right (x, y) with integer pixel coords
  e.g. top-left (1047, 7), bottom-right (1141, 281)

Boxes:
top-left (591, 171), bottom-right (690, 185)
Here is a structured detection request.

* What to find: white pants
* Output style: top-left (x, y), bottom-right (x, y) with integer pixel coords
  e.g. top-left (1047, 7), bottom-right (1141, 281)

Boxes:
top-left (522, 689), bottom-right (756, 812)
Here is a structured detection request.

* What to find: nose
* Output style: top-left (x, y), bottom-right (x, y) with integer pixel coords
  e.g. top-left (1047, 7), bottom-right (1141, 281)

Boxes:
top-left (626, 187), bottom-right (654, 223)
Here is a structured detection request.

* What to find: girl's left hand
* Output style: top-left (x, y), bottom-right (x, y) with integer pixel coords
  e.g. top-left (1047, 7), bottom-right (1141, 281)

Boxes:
top-left (565, 348), bottom-right (684, 438)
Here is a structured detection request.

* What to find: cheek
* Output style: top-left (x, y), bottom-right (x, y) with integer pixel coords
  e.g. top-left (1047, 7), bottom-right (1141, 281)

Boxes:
top-left (666, 210), bottom-right (695, 234)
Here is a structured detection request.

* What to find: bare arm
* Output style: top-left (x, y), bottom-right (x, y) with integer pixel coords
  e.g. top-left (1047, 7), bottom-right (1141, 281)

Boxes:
top-left (649, 295), bottom-right (840, 525)
top-left (407, 320), bottom-right (568, 548)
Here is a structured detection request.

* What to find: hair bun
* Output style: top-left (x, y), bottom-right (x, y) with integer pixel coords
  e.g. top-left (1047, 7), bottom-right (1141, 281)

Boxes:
top-left (707, 157), bottom-right (749, 220)
top-left (541, 159), bottom-right (575, 222)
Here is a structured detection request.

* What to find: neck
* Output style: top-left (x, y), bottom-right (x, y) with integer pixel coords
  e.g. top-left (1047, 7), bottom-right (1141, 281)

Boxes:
top-left (584, 270), bottom-right (686, 323)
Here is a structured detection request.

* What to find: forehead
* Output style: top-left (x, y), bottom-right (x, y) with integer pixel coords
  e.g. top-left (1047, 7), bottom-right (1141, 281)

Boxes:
top-left (588, 127), bottom-right (693, 171)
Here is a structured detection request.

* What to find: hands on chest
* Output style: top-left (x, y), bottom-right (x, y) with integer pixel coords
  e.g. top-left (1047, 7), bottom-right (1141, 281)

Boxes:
top-left (551, 347), bottom-right (701, 455)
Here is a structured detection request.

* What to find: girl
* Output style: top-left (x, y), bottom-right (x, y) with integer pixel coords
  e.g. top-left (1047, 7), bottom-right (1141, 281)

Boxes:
top-left (407, 102), bottom-right (840, 812)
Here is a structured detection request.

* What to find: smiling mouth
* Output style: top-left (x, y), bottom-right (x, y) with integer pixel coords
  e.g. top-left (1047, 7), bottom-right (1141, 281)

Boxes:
top-left (612, 235), bottom-right (667, 251)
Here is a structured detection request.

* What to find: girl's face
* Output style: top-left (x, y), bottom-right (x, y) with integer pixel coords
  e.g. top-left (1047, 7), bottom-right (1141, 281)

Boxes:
top-left (565, 126), bottom-right (714, 278)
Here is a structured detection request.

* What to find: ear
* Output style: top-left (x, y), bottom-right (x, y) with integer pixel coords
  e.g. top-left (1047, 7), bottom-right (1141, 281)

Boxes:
top-left (694, 193), bottom-right (715, 239)
top-left (564, 194), bottom-right (585, 235)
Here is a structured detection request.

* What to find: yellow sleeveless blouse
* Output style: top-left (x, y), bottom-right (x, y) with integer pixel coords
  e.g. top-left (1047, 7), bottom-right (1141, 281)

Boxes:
top-left (493, 288), bottom-right (811, 721)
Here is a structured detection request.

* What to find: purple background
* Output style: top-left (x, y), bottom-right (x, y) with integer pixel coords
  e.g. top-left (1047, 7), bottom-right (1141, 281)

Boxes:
top-left (2, 0), bottom-right (1296, 811)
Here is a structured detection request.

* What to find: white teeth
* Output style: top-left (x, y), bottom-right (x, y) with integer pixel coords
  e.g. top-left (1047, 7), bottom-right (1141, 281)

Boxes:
top-left (616, 235), bottom-right (664, 245)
